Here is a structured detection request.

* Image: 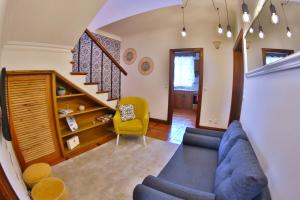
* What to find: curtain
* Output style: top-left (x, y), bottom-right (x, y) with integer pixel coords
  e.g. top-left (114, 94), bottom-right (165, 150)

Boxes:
top-left (174, 56), bottom-right (195, 88)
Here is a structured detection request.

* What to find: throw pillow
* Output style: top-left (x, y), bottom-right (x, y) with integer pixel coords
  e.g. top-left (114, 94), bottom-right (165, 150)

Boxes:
top-left (119, 104), bottom-right (136, 121)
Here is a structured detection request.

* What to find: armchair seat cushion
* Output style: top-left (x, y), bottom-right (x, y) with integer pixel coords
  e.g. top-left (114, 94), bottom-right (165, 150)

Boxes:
top-left (119, 119), bottom-right (143, 132)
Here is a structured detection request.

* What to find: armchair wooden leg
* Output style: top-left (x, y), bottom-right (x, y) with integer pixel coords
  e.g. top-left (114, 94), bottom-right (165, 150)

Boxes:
top-left (143, 135), bottom-right (146, 146)
top-left (116, 134), bottom-right (120, 146)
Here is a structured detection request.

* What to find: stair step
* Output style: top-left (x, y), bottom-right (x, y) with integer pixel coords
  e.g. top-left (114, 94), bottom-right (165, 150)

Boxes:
top-left (97, 90), bottom-right (110, 94)
top-left (84, 82), bottom-right (99, 85)
top-left (70, 48), bottom-right (76, 53)
top-left (107, 98), bottom-right (119, 101)
top-left (70, 72), bottom-right (87, 75)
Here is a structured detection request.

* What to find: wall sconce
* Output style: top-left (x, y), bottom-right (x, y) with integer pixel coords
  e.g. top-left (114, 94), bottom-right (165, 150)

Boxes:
top-left (213, 41), bottom-right (221, 49)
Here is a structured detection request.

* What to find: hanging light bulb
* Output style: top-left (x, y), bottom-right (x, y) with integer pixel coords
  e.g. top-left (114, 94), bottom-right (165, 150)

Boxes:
top-left (224, 0), bottom-right (232, 38)
top-left (270, 2), bottom-right (279, 24)
top-left (286, 26), bottom-right (292, 38)
top-left (258, 25), bottom-right (264, 39)
top-left (218, 24), bottom-right (223, 34)
top-left (249, 26), bottom-right (254, 34)
top-left (226, 25), bottom-right (232, 38)
top-left (281, 3), bottom-right (292, 38)
top-left (181, 27), bottom-right (187, 37)
top-left (180, 5), bottom-right (187, 38)
top-left (242, 1), bottom-right (250, 23)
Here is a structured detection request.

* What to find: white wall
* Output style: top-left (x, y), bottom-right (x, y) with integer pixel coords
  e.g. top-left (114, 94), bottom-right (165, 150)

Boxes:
top-left (240, 68), bottom-right (300, 200)
top-left (120, 23), bottom-right (234, 129)
top-left (0, 0), bottom-right (8, 62)
top-left (2, 0), bottom-right (107, 46)
top-left (1, 42), bottom-right (117, 108)
top-left (0, 1), bottom-right (30, 199)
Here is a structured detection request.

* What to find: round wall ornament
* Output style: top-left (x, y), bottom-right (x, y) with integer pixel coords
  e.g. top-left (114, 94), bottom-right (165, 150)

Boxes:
top-left (138, 57), bottom-right (154, 75)
top-left (123, 48), bottom-right (137, 65)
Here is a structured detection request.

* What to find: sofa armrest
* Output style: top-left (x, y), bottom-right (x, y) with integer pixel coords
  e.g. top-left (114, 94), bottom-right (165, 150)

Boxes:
top-left (143, 176), bottom-right (215, 200)
top-left (183, 132), bottom-right (221, 150)
top-left (133, 184), bottom-right (182, 200)
top-left (185, 127), bottom-right (224, 138)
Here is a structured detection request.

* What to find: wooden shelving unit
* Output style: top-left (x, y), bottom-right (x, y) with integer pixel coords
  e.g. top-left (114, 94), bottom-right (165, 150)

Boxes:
top-left (58, 106), bottom-right (107, 119)
top-left (53, 73), bottom-right (115, 158)
top-left (56, 93), bottom-right (85, 99)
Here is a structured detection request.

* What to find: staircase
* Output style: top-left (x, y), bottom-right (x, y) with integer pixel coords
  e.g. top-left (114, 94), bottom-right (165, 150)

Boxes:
top-left (69, 29), bottom-right (127, 103)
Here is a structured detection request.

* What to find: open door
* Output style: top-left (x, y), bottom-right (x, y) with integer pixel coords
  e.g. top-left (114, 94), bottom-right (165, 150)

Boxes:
top-left (229, 30), bottom-right (244, 124)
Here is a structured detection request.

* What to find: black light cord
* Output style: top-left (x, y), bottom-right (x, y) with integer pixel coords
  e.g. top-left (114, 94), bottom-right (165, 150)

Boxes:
top-left (225, 0), bottom-right (230, 26)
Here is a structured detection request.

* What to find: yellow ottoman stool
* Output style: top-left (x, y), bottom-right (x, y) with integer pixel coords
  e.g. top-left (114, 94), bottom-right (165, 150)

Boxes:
top-left (31, 177), bottom-right (69, 200)
top-left (23, 163), bottom-right (52, 188)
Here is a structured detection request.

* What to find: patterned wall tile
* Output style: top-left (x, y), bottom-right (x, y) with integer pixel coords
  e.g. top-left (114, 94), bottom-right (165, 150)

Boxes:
top-left (72, 32), bottom-right (121, 99)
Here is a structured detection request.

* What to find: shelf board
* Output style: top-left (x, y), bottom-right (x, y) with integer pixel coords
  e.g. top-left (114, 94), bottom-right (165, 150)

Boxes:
top-left (64, 131), bottom-right (114, 155)
top-left (59, 107), bottom-right (108, 119)
top-left (61, 120), bottom-right (111, 138)
top-left (56, 93), bottom-right (85, 99)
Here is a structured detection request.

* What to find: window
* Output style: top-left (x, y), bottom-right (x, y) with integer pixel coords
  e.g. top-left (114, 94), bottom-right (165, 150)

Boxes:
top-left (262, 48), bottom-right (294, 65)
top-left (174, 56), bottom-right (195, 88)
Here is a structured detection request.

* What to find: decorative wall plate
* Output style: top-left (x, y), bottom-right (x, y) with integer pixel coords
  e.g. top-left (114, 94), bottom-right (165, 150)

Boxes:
top-left (123, 48), bottom-right (137, 65)
top-left (138, 57), bottom-right (154, 75)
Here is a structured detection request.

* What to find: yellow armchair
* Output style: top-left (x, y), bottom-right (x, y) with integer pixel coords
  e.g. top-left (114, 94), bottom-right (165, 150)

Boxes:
top-left (113, 97), bottom-right (149, 145)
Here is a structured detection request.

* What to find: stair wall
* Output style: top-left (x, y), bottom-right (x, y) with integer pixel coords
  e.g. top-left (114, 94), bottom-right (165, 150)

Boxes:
top-left (1, 42), bottom-right (118, 109)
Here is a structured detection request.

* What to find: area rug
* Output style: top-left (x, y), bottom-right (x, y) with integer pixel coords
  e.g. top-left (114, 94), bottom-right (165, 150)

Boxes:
top-left (52, 136), bottom-right (179, 200)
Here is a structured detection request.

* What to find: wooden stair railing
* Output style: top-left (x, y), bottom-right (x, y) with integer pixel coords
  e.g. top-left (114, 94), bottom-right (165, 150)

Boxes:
top-left (71, 29), bottom-right (127, 100)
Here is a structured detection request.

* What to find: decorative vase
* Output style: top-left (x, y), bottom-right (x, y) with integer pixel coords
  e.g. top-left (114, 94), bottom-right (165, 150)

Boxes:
top-left (57, 89), bottom-right (66, 96)
top-left (78, 105), bottom-right (85, 111)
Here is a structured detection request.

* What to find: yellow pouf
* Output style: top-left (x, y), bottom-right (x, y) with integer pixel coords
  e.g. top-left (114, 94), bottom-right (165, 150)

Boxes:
top-left (31, 177), bottom-right (69, 200)
top-left (23, 163), bottom-right (52, 188)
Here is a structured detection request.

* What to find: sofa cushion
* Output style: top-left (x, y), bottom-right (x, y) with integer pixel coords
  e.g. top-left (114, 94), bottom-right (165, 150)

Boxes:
top-left (183, 133), bottom-right (221, 150)
top-left (218, 121), bottom-right (248, 163)
top-left (214, 140), bottom-right (268, 200)
top-left (119, 104), bottom-right (136, 121)
top-left (158, 144), bottom-right (218, 192)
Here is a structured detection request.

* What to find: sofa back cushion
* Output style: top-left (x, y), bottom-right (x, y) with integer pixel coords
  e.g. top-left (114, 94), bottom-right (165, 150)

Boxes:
top-left (214, 140), bottom-right (268, 200)
top-left (218, 121), bottom-right (248, 163)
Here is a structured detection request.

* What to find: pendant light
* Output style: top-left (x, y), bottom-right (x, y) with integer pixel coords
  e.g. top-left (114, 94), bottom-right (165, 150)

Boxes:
top-left (281, 3), bottom-right (292, 38)
top-left (242, 0), bottom-right (250, 23)
top-left (212, 0), bottom-right (223, 34)
top-left (217, 8), bottom-right (223, 34)
top-left (225, 0), bottom-right (232, 38)
top-left (258, 19), bottom-right (264, 39)
top-left (180, 0), bottom-right (188, 37)
top-left (249, 26), bottom-right (254, 34)
top-left (270, 0), bottom-right (279, 24)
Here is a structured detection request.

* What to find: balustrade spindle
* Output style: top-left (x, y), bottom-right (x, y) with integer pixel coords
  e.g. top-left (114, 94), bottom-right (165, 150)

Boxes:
top-left (110, 62), bottom-right (113, 98)
top-left (77, 38), bottom-right (81, 72)
top-left (101, 51), bottom-right (104, 91)
top-left (90, 41), bottom-right (93, 83)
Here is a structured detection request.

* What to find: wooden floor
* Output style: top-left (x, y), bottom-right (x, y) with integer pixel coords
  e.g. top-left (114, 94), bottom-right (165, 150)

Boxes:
top-left (147, 109), bottom-right (196, 144)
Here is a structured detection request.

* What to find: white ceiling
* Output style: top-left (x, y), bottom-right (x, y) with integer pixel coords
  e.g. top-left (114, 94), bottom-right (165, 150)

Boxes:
top-left (88, 0), bottom-right (182, 31)
top-left (100, 0), bottom-right (241, 37)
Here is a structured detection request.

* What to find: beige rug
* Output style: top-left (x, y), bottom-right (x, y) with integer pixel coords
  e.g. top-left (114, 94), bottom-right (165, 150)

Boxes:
top-left (53, 136), bottom-right (179, 200)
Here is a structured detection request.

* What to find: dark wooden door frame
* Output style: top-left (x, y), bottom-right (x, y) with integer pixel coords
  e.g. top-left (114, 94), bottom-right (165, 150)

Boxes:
top-left (167, 48), bottom-right (204, 127)
top-left (229, 29), bottom-right (244, 125)
top-left (0, 164), bottom-right (18, 200)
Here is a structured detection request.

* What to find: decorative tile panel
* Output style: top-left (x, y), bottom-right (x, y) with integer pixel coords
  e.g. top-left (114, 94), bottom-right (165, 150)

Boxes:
top-left (72, 32), bottom-right (121, 99)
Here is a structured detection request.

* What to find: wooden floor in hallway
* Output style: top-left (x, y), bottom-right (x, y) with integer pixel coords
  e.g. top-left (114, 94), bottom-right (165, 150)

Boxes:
top-left (147, 108), bottom-right (196, 144)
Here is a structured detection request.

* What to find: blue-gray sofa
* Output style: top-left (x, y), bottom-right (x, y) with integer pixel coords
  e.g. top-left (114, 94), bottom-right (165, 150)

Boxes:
top-left (133, 121), bottom-right (271, 200)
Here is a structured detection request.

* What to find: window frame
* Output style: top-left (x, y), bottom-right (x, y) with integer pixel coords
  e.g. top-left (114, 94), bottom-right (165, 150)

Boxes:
top-left (262, 48), bottom-right (294, 65)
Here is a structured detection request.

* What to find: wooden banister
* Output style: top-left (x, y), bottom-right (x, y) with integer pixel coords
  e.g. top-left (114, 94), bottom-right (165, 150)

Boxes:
top-left (84, 29), bottom-right (127, 76)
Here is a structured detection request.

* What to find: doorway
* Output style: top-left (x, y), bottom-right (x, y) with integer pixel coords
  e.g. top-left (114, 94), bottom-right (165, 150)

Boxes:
top-left (229, 29), bottom-right (244, 124)
top-left (168, 48), bottom-right (203, 129)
